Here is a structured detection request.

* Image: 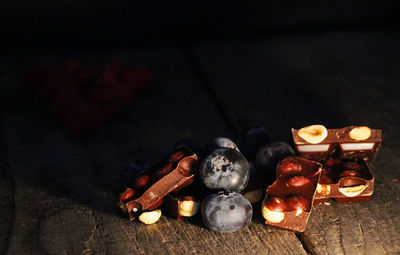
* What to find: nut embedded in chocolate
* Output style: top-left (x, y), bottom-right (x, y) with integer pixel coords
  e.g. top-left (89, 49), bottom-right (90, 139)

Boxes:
top-left (349, 126), bottom-right (372, 141)
top-left (286, 196), bottom-right (309, 215)
top-left (297, 125), bottom-right (328, 144)
top-left (278, 158), bottom-right (303, 176)
top-left (286, 176), bottom-right (311, 188)
top-left (262, 197), bottom-right (287, 223)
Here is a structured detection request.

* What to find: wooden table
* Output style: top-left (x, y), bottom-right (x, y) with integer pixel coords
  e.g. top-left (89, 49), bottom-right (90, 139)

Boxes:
top-left (1, 29), bottom-right (399, 255)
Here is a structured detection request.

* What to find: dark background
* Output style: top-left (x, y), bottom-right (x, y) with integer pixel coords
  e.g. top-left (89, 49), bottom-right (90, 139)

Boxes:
top-left (2, 1), bottom-right (400, 52)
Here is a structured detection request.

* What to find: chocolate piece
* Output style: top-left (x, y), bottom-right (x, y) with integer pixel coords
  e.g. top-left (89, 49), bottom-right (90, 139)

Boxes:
top-left (118, 146), bottom-right (199, 220)
top-left (292, 125), bottom-right (381, 204)
top-left (261, 157), bottom-right (321, 232)
top-left (292, 126), bottom-right (382, 161)
top-left (314, 158), bottom-right (374, 204)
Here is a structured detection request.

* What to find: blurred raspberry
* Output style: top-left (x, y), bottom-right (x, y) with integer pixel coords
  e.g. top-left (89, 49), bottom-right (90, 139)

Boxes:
top-left (104, 59), bottom-right (127, 80)
top-left (52, 84), bottom-right (84, 125)
top-left (61, 60), bottom-right (81, 78)
top-left (65, 103), bottom-right (102, 137)
top-left (122, 67), bottom-right (154, 94)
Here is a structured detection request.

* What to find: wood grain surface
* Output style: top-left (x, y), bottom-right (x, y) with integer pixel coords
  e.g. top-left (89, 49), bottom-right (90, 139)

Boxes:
top-left (193, 29), bottom-right (400, 254)
top-left (1, 48), bottom-right (307, 254)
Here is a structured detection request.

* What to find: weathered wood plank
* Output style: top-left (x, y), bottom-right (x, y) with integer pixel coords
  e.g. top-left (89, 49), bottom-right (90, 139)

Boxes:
top-left (2, 48), bottom-right (307, 254)
top-left (193, 30), bottom-right (400, 254)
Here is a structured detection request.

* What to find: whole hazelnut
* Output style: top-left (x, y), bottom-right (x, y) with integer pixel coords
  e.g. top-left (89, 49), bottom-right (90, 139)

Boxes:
top-left (286, 176), bottom-right (311, 188)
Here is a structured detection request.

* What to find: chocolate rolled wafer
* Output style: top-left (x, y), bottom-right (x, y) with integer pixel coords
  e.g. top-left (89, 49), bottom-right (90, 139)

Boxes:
top-left (118, 146), bottom-right (199, 220)
top-left (125, 152), bottom-right (199, 220)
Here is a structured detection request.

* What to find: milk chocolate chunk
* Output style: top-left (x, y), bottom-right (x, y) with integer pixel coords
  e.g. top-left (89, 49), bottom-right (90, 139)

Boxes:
top-left (292, 126), bottom-right (382, 161)
top-left (118, 146), bottom-right (199, 221)
top-left (261, 157), bottom-right (322, 232)
top-left (293, 125), bottom-right (381, 204)
top-left (314, 158), bottom-right (374, 204)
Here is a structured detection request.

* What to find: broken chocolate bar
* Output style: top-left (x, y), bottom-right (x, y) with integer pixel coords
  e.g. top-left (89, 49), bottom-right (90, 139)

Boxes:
top-left (292, 125), bottom-right (381, 204)
top-left (314, 158), bottom-right (374, 204)
top-left (261, 157), bottom-right (322, 232)
top-left (292, 125), bottom-right (381, 161)
top-left (118, 146), bottom-right (199, 220)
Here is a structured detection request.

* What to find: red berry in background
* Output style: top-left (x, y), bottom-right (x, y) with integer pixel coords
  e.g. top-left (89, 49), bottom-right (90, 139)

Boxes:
top-left (104, 59), bottom-right (127, 79)
top-left (98, 71), bottom-right (118, 87)
top-left (89, 86), bottom-right (126, 121)
top-left (65, 103), bottom-right (102, 137)
top-left (51, 84), bottom-right (84, 125)
top-left (20, 63), bottom-right (51, 92)
top-left (61, 59), bottom-right (81, 77)
top-left (122, 67), bottom-right (154, 94)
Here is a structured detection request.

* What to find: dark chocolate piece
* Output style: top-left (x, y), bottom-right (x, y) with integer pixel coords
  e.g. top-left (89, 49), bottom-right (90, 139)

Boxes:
top-left (261, 157), bottom-right (321, 232)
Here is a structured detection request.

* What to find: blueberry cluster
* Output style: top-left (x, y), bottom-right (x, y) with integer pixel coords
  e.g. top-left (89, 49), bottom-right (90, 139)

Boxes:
top-left (119, 128), bottom-right (295, 233)
top-left (200, 137), bottom-right (252, 233)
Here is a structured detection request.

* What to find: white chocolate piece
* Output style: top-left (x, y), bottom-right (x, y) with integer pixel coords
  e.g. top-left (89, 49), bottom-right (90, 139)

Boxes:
top-left (297, 144), bottom-right (330, 153)
top-left (339, 143), bottom-right (375, 151)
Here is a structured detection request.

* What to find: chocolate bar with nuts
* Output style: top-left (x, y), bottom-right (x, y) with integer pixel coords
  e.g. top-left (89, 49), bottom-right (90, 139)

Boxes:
top-left (261, 157), bottom-right (322, 232)
top-left (314, 158), bottom-right (374, 204)
top-left (118, 146), bottom-right (199, 221)
top-left (292, 125), bottom-right (381, 204)
top-left (292, 125), bottom-right (382, 161)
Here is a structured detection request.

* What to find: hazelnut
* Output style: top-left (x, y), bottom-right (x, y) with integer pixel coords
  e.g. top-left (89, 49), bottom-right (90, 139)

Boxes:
top-left (262, 197), bottom-right (287, 223)
top-left (341, 170), bottom-right (360, 177)
top-left (338, 178), bottom-right (367, 197)
top-left (298, 125), bottom-right (328, 144)
top-left (119, 187), bottom-right (135, 201)
top-left (278, 158), bottom-right (302, 176)
top-left (134, 174), bottom-right (150, 188)
top-left (316, 184), bottom-right (331, 196)
top-left (342, 161), bottom-right (361, 170)
top-left (349, 126), bottom-right (371, 141)
top-left (286, 176), bottom-right (311, 188)
top-left (138, 209), bottom-right (162, 224)
top-left (324, 159), bottom-right (341, 167)
top-left (178, 197), bottom-right (200, 217)
top-left (319, 175), bottom-right (333, 185)
top-left (286, 196), bottom-right (309, 213)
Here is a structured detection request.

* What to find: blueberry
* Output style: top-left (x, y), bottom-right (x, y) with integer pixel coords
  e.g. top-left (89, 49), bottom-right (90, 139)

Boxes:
top-left (200, 148), bottom-right (249, 192)
top-left (201, 191), bottom-right (252, 233)
top-left (239, 127), bottom-right (271, 161)
top-left (120, 160), bottom-right (148, 187)
top-left (255, 142), bottom-right (295, 182)
top-left (205, 137), bottom-right (239, 155)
